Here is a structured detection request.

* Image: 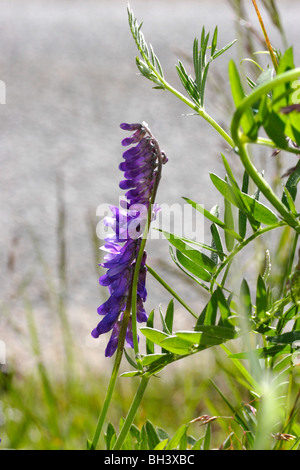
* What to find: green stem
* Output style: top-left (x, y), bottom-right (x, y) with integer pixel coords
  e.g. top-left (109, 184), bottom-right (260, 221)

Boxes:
top-left (113, 376), bottom-right (150, 450)
top-left (231, 68), bottom-right (300, 231)
top-left (211, 222), bottom-right (287, 289)
top-left (146, 264), bottom-right (198, 319)
top-left (129, 10), bottom-right (234, 149)
top-left (160, 78), bottom-right (234, 147)
top-left (255, 137), bottom-right (300, 156)
top-left (90, 301), bottom-right (131, 450)
top-left (239, 143), bottom-right (299, 229)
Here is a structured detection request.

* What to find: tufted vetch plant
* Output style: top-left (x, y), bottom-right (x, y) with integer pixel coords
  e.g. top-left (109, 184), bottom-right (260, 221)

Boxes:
top-left (89, 2), bottom-right (300, 451)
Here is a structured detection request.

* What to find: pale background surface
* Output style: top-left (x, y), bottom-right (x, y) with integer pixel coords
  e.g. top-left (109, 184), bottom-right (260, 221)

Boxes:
top-left (0, 0), bottom-right (299, 372)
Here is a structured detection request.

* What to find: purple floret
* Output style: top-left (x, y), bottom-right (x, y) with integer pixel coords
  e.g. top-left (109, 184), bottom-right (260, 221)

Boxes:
top-left (92, 122), bottom-right (164, 357)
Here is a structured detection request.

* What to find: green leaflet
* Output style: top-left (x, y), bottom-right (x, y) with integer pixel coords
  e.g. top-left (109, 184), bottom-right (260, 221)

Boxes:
top-left (165, 424), bottom-right (188, 450)
top-left (140, 325), bottom-right (238, 357)
top-left (192, 325), bottom-right (237, 340)
top-left (140, 327), bottom-right (169, 346)
top-left (183, 197), bottom-right (243, 242)
top-left (141, 353), bottom-right (169, 366)
top-left (105, 422), bottom-right (117, 450)
top-left (282, 159), bottom-right (300, 209)
top-left (162, 230), bottom-right (216, 273)
top-left (210, 173), bottom-right (278, 225)
top-left (240, 278), bottom-right (252, 319)
top-left (224, 194), bottom-right (235, 252)
top-left (228, 59), bottom-right (257, 140)
top-left (176, 249), bottom-right (212, 282)
top-left (146, 420), bottom-right (160, 450)
top-left (267, 330), bottom-right (300, 344)
top-left (256, 275), bottom-right (268, 319)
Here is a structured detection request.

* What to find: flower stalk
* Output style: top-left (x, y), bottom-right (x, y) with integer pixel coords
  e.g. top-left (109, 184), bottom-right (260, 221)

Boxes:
top-left (90, 121), bottom-right (166, 448)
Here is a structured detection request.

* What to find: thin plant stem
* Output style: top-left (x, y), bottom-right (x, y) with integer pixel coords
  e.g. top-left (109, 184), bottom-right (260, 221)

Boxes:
top-left (255, 137), bottom-right (300, 156)
top-left (90, 298), bottom-right (132, 450)
top-left (231, 68), bottom-right (300, 231)
top-left (128, 7), bottom-right (234, 149)
top-left (113, 376), bottom-right (150, 450)
top-left (91, 123), bottom-right (164, 447)
top-left (211, 221), bottom-right (287, 289)
top-left (160, 78), bottom-right (234, 148)
top-left (146, 264), bottom-right (198, 319)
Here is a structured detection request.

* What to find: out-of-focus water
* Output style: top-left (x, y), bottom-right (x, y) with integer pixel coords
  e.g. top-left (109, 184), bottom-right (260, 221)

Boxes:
top-left (0, 0), bottom-right (299, 370)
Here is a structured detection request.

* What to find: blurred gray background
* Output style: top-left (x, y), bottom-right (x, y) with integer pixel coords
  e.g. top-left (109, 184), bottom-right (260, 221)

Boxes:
top-left (0, 0), bottom-right (299, 372)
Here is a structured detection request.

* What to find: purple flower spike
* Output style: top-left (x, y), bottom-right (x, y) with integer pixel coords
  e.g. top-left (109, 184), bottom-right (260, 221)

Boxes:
top-left (92, 122), bottom-right (167, 357)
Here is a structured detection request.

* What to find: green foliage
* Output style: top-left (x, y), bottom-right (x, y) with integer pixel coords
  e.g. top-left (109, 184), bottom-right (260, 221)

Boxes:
top-left (4, 0), bottom-right (300, 452)
top-left (122, 1), bottom-right (300, 450)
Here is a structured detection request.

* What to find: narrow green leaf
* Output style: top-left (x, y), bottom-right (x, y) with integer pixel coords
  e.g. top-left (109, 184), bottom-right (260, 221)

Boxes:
top-left (124, 349), bottom-right (138, 369)
top-left (157, 427), bottom-right (171, 441)
top-left (169, 246), bottom-right (210, 292)
top-left (175, 331), bottom-right (202, 344)
top-left (282, 159), bottom-right (300, 208)
top-left (196, 290), bottom-right (218, 327)
top-left (216, 287), bottom-right (232, 326)
top-left (165, 424), bottom-right (188, 450)
top-left (183, 197), bottom-right (243, 242)
top-left (160, 335), bottom-right (193, 354)
top-left (192, 436), bottom-right (204, 450)
top-left (130, 424), bottom-right (141, 447)
top-left (210, 173), bottom-right (278, 225)
top-left (105, 422), bottom-right (117, 450)
top-left (176, 329), bottom-right (233, 347)
top-left (224, 196), bottom-right (235, 252)
top-left (203, 423), bottom-right (211, 450)
top-left (193, 37), bottom-right (200, 85)
top-left (239, 171), bottom-right (250, 238)
top-left (162, 230), bottom-right (216, 272)
top-left (120, 371), bottom-right (142, 378)
top-left (267, 330), bottom-right (300, 344)
top-left (220, 154), bottom-right (258, 233)
top-left (273, 47), bottom-right (295, 110)
top-left (159, 303), bottom-right (172, 353)
top-left (212, 39), bottom-right (237, 60)
top-left (146, 421), bottom-right (160, 450)
top-left (263, 109), bottom-right (288, 149)
top-left (194, 325), bottom-right (237, 340)
top-left (176, 61), bottom-right (200, 104)
top-left (210, 204), bottom-right (225, 262)
top-left (210, 223), bottom-right (224, 262)
top-left (228, 344), bottom-right (291, 359)
top-left (86, 439), bottom-right (94, 450)
top-left (256, 275), bottom-right (268, 318)
top-left (228, 59), bottom-right (256, 139)
top-left (211, 26), bottom-right (218, 57)
top-left (165, 299), bottom-right (174, 334)
top-left (141, 327), bottom-right (169, 349)
top-left (210, 172), bottom-right (241, 208)
top-left (141, 353), bottom-right (169, 366)
top-left (240, 278), bottom-right (252, 318)
top-left (139, 425), bottom-right (148, 450)
top-left (154, 439), bottom-right (168, 450)
top-left (283, 186), bottom-right (297, 215)
top-left (176, 249), bottom-right (211, 282)
top-left (146, 309), bottom-right (155, 355)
